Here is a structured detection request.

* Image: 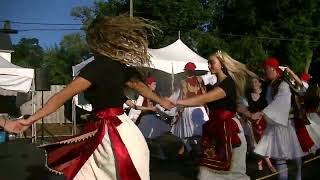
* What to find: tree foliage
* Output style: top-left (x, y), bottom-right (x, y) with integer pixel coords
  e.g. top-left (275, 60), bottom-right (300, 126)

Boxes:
top-left (69, 0), bottom-right (320, 75)
top-left (13, 33), bottom-right (90, 84)
top-left (12, 38), bottom-right (44, 68)
top-left (13, 0), bottom-right (320, 85)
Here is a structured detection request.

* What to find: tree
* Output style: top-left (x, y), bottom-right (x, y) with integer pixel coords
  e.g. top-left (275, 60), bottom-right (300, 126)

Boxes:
top-left (12, 38), bottom-right (44, 68)
top-left (43, 45), bottom-right (71, 84)
top-left (70, 0), bottom-right (320, 75)
top-left (42, 32), bottom-right (91, 84)
top-left (59, 32), bottom-right (91, 65)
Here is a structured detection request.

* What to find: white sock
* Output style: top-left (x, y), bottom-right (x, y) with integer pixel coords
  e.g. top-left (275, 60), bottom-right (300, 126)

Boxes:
top-left (295, 158), bottom-right (302, 180)
top-left (276, 160), bottom-right (288, 180)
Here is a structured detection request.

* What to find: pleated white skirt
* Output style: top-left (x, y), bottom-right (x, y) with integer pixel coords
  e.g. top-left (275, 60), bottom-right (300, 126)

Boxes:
top-left (74, 114), bottom-right (150, 180)
top-left (171, 106), bottom-right (208, 138)
top-left (254, 120), bottom-right (305, 160)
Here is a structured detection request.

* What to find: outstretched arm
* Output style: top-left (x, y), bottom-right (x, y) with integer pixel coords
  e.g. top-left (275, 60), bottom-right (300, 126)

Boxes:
top-left (24, 77), bottom-right (91, 125)
top-left (176, 87), bottom-right (226, 107)
top-left (126, 80), bottom-right (174, 109)
top-left (285, 67), bottom-right (303, 87)
top-left (125, 99), bottom-right (155, 111)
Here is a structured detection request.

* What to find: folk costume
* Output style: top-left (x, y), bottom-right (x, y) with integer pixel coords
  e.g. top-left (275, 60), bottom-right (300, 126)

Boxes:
top-left (198, 76), bottom-right (249, 180)
top-left (171, 62), bottom-right (209, 140)
top-left (39, 16), bottom-right (156, 180)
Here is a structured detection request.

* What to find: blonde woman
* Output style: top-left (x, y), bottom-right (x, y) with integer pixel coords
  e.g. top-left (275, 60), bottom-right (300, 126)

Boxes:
top-left (0, 16), bottom-right (174, 180)
top-left (176, 51), bottom-right (255, 180)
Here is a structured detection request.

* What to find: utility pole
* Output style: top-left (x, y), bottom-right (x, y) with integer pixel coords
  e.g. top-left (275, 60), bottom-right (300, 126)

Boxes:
top-left (0, 21), bottom-right (18, 34)
top-left (130, 0), bottom-right (133, 17)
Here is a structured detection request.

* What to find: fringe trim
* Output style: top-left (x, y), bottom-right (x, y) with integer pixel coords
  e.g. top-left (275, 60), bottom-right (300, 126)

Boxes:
top-left (43, 150), bottom-right (64, 175)
top-left (38, 130), bottom-right (98, 147)
top-left (39, 129), bottom-right (98, 175)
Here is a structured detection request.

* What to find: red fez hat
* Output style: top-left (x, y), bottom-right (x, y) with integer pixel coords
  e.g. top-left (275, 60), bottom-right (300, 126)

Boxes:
top-left (263, 57), bottom-right (282, 75)
top-left (300, 72), bottom-right (311, 82)
top-left (145, 76), bottom-right (156, 85)
top-left (184, 62), bottom-right (196, 71)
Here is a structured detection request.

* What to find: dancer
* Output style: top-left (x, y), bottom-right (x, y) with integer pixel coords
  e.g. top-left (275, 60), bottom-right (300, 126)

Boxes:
top-left (252, 58), bottom-right (309, 180)
top-left (237, 77), bottom-right (276, 172)
top-left (0, 16), bottom-right (173, 180)
top-left (176, 51), bottom-right (255, 179)
top-left (171, 62), bottom-right (209, 156)
top-left (135, 76), bottom-right (170, 139)
top-left (282, 67), bottom-right (320, 152)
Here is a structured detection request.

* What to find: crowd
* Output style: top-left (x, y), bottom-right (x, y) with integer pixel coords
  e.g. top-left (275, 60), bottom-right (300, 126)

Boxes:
top-left (0, 15), bottom-right (319, 180)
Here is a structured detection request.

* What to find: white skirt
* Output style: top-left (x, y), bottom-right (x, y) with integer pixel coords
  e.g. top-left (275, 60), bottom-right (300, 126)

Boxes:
top-left (171, 106), bottom-right (208, 138)
top-left (198, 117), bottom-right (250, 180)
top-left (254, 120), bottom-right (305, 160)
top-left (74, 114), bottom-right (150, 180)
top-left (306, 113), bottom-right (320, 152)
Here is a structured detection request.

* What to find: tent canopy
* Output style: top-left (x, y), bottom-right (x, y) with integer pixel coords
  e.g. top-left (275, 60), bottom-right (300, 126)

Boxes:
top-left (71, 39), bottom-right (209, 112)
top-left (148, 39), bottom-right (208, 74)
top-left (72, 39), bottom-right (209, 76)
top-left (0, 56), bottom-right (34, 92)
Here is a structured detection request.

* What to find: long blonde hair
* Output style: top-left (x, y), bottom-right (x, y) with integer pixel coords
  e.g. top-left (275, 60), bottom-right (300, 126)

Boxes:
top-left (86, 16), bottom-right (156, 67)
top-left (210, 50), bottom-right (257, 96)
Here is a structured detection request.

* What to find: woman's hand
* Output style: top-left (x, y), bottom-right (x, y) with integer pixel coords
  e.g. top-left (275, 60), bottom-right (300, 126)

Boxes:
top-left (159, 98), bottom-right (175, 110)
top-left (3, 120), bottom-right (30, 134)
top-left (17, 117), bottom-right (34, 126)
top-left (251, 112), bottom-right (264, 121)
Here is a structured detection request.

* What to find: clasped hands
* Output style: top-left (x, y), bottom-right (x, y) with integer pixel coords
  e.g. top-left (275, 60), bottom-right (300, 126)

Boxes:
top-left (1, 116), bottom-right (34, 134)
top-left (159, 98), bottom-right (185, 110)
top-left (250, 112), bottom-right (264, 123)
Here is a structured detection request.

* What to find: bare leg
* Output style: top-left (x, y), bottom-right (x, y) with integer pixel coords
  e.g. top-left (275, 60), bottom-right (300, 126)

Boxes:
top-left (264, 157), bottom-right (276, 173)
top-left (178, 145), bottom-right (185, 155)
top-left (257, 160), bottom-right (263, 170)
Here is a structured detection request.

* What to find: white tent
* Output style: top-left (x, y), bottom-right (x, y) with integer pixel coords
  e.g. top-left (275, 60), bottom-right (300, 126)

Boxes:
top-left (71, 39), bottom-right (209, 112)
top-left (0, 56), bottom-right (34, 92)
top-left (148, 39), bottom-right (209, 74)
top-left (72, 39), bottom-right (209, 76)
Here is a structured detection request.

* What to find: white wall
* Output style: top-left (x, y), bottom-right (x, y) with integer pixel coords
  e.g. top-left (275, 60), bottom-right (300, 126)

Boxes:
top-left (0, 52), bottom-right (12, 62)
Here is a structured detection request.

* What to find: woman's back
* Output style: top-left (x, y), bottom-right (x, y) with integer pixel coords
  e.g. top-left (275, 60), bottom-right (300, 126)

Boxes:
top-left (79, 56), bottom-right (139, 111)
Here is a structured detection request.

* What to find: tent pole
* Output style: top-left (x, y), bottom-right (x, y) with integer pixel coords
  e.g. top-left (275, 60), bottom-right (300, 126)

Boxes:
top-left (171, 62), bottom-right (174, 94)
top-left (31, 79), bottom-right (37, 143)
top-left (72, 96), bottom-right (76, 135)
top-left (130, 0), bottom-right (133, 17)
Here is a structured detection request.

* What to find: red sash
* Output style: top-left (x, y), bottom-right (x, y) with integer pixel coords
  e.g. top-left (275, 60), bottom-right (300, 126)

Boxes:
top-left (294, 118), bottom-right (315, 152)
top-left (251, 117), bottom-right (267, 142)
top-left (40, 107), bottom-right (141, 180)
top-left (200, 109), bottom-right (241, 171)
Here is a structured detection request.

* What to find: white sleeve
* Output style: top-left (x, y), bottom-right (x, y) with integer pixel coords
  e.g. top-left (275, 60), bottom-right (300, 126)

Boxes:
top-left (128, 95), bottom-right (144, 122)
top-left (302, 81), bottom-right (309, 90)
top-left (263, 81), bottom-right (291, 126)
top-left (201, 73), bottom-right (217, 86)
top-left (238, 96), bottom-right (249, 107)
top-left (154, 91), bottom-right (179, 116)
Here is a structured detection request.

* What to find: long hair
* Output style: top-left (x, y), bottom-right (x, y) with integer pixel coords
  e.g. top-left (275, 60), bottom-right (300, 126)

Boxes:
top-left (210, 50), bottom-right (257, 97)
top-left (86, 16), bottom-right (157, 67)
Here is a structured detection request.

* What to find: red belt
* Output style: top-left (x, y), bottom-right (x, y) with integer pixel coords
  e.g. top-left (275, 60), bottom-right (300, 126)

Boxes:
top-left (96, 107), bottom-right (141, 180)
